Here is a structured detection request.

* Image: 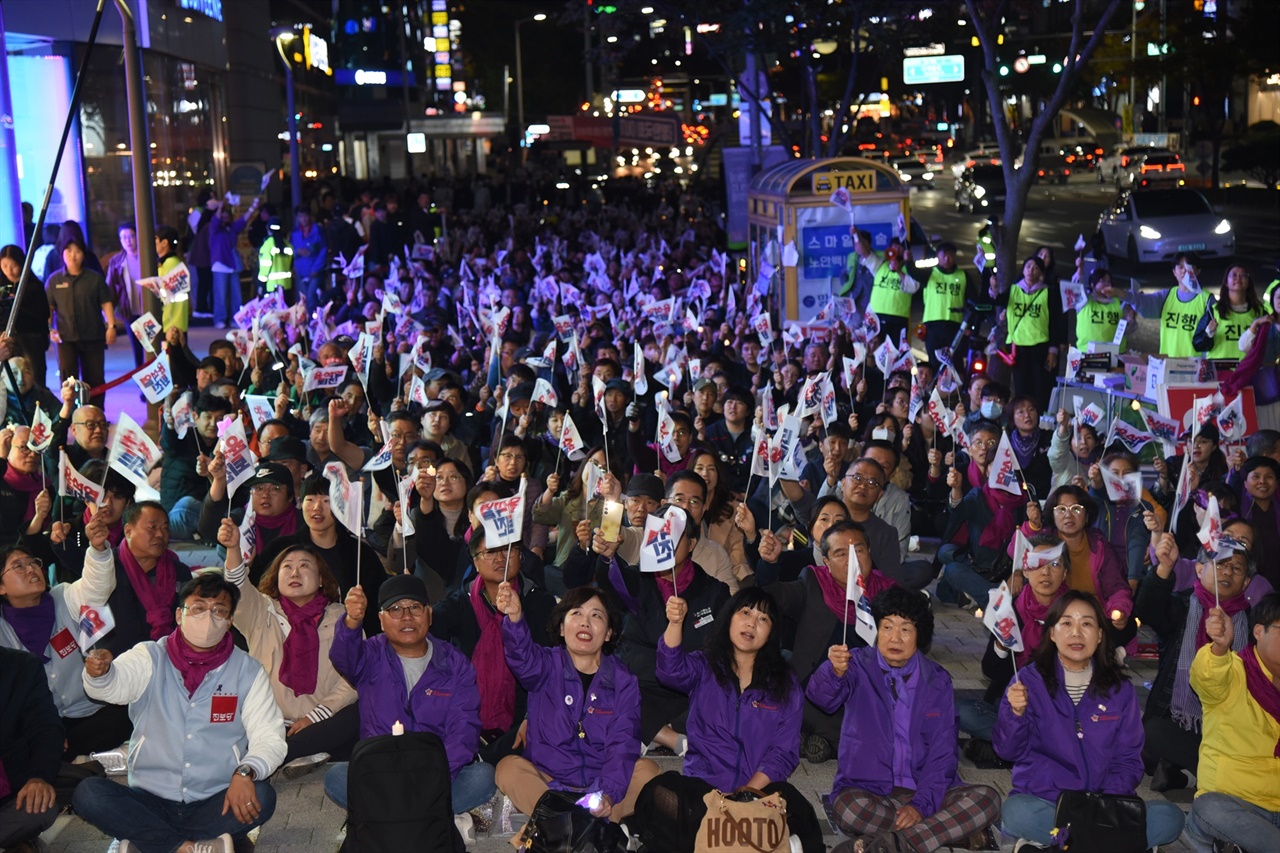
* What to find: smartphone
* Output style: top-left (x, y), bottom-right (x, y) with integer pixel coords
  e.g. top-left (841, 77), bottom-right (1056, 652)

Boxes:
top-left (600, 501), bottom-right (623, 542)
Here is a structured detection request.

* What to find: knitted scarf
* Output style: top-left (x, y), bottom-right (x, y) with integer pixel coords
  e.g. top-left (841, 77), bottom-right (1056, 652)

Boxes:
top-left (810, 564), bottom-right (895, 624)
top-left (164, 628), bottom-right (234, 697)
top-left (470, 575), bottom-right (516, 732)
top-left (1171, 579), bottom-right (1250, 731)
top-left (83, 507), bottom-right (124, 549)
top-left (5, 593), bottom-right (56, 663)
top-left (3, 463), bottom-right (42, 526)
top-left (118, 544), bottom-right (178, 640)
top-left (1015, 583), bottom-right (1065, 666)
top-left (255, 507), bottom-right (299, 538)
top-left (970, 459), bottom-right (1023, 550)
top-left (1240, 644), bottom-right (1280, 757)
top-left (653, 558), bottom-right (696, 603)
top-left (277, 594), bottom-right (328, 696)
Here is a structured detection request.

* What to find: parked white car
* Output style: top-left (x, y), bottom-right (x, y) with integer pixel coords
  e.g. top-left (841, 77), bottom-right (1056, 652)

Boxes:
top-left (1095, 188), bottom-right (1234, 267)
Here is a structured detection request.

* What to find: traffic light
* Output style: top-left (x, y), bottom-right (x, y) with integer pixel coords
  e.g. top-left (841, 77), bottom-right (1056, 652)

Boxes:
top-left (587, 0), bottom-right (617, 12)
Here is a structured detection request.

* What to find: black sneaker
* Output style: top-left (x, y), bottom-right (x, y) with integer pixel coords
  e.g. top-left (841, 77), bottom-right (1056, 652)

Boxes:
top-left (1150, 759), bottom-right (1189, 792)
top-left (963, 739), bottom-right (1012, 770)
top-left (802, 733), bottom-right (836, 764)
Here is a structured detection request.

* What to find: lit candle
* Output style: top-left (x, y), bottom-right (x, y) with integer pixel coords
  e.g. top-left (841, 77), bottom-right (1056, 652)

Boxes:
top-left (392, 720), bottom-right (404, 736)
top-left (1111, 609), bottom-right (1123, 621)
top-left (426, 465), bottom-right (436, 477)
top-left (974, 608), bottom-right (984, 619)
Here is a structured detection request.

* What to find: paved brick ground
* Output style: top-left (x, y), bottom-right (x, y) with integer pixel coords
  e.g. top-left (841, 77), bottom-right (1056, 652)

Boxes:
top-left (38, 590), bottom-right (1193, 852)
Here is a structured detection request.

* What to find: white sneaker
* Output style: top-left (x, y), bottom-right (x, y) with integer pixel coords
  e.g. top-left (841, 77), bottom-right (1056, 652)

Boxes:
top-left (188, 833), bottom-right (234, 853)
top-left (454, 812), bottom-right (475, 845)
top-left (108, 842), bottom-right (140, 853)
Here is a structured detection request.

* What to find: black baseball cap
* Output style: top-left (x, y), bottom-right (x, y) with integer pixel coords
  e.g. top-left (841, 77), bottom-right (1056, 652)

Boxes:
top-left (378, 574), bottom-right (430, 610)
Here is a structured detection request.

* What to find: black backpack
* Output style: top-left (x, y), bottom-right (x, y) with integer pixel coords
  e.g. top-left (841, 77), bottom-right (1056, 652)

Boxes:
top-left (341, 732), bottom-right (465, 853)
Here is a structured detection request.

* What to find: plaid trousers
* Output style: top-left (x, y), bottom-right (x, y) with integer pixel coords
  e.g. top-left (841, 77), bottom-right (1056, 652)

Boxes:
top-left (824, 784), bottom-right (1001, 852)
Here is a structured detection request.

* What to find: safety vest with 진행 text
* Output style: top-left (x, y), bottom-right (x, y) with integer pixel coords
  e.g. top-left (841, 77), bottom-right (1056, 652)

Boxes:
top-left (1075, 297), bottom-right (1124, 351)
top-left (1206, 304), bottom-right (1264, 360)
top-left (1159, 288), bottom-right (1208, 358)
top-left (1006, 285), bottom-right (1050, 346)
top-left (922, 266), bottom-right (966, 323)
top-left (869, 262), bottom-right (912, 319)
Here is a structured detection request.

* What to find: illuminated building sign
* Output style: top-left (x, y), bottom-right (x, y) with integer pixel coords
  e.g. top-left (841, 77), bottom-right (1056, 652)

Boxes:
top-left (178, 0), bottom-right (223, 22)
top-left (335, 69), bottom-right (415, 86)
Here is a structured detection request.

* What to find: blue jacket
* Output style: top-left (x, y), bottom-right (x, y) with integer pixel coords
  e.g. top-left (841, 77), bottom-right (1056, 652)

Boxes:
top-left (657, 638), bottom-right (801, 791)
top-left (501, 615), bottom-right (641, 803)
top-left (290, 224), bottom-right (328, 280)
top-left (992, 658), bottom-right (1144, 802)
top-left (329, 619), bottom-right (480, 779)
top-left (807, 648), bottom-right (960, 816)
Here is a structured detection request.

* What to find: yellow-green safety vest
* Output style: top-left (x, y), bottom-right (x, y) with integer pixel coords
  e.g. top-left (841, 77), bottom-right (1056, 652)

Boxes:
top-left (1206, 304), bottom-right (1264, 360)
top-left (1075, 297), bottom-right (1124, 350)
top-left (1006, 285), bottom-right (1050, 346)
top-left (922, 267), bottom-right (966, 323)
top-left (869, 262), bottom-right (912, 319)
top-left (258, 237), bottom-right (294, 292)
top-left (1160, 289), bottom-right (1209, 358)
top-left (158, 255), bottom-right (189, 333)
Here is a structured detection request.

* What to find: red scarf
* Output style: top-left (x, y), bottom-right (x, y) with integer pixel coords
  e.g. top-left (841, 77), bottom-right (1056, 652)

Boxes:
top-left (83, 507), bottom-right (124, 549)
top-left (119, 544), bottom-right (178, 640)
top-left (1016, 583), bottom-right (1066, 664)
top-left (1240, 644), bottom-right (1280, 757)
top-left (164, 628), bottom-right (235, 697)
top-left (810, 564), bottom-right (894, 624)
top-left (469, 576), bottom-right (516, 732)
top-left (970, 460), bottom-right (1023, 550)
top-left (1192, 578), bottom-right (1250, 649)
top-left (277, 594), bottom-right (328, 696)
top-left (255, 507), bottom-right (299, 537)
top-left (653, 558), bottom-right (696, 603)
top-left (3, 463), bottom-right (42, 526)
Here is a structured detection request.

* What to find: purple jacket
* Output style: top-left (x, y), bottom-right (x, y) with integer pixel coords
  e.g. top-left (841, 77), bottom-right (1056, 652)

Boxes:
top-left (657, 637), bottom-right (801, 791)
top-left (207, 214), bottom-right (250, 269)
top-left (502, 616), bottom-right (641, 803)
top-left (329, 619), bottom-right (480, 778)
top-left (992, 658), bottom-right (1144, 801)
top-left (806, 648), bottom-right (959, 816)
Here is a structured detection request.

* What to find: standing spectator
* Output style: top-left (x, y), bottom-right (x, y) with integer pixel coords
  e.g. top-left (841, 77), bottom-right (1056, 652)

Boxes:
top-left (104, 223), bottom-right (147, 369)
top-left (290, 206), bottom-right (327, 310)
top-left (0, 244), bottom-right (52, 389)
top-left (154, 225), bottom-right (190, 336)
top-left (185, 190), bottom-right (216, 319)
top-left (46, 238), bottom-right (116, 408)
top-left (207, 197), bottom-right (260, 330)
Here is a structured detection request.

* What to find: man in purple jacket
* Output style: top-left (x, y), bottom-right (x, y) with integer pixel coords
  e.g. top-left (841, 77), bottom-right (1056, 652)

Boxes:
top-left (807, 587), bottom-right (1000, 853)
top-left (323, 574), bottom-right (495, 817)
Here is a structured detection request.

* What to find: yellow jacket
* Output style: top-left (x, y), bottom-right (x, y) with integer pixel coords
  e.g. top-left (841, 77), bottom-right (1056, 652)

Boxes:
top-left (158, 255), bottom-right (189, 332)
top-left (1190, 644), bottom-right (1280, 811)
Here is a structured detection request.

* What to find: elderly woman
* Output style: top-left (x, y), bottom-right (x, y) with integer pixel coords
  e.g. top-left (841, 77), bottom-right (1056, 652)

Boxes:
top-left (0, 522), bottom-right (133, 758)
top-left (219, 520), bottom-right (358, 771)
top-left (0, 425), bottom-right (53, 547)
top-left (493, 584), bottom-right (660, 826)
top-left (633, 587), bottom-right (825, 852)
top-left (994, 591), bottom-right (1185, 850)
top-left (808, 586), bottom-right (1001, 853)
top-left (757, 519), bottom-right (897, 764)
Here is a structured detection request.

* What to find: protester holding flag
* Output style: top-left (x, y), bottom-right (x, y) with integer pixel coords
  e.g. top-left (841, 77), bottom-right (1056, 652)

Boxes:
top-left (532, 447), bottom-right (613, 567)
top-left (99, 501), bottom-right (194, 656)
top-left (160, 391), bottom-right (228, 539)
top-left (218, 522), bottom-right (358, 773)
top-left (1153, 423), bottom-right (1230, 557)
top-left (51, 386), bottom-right (108, 472)
top-left (626, 405), bottom-right (698, 478)
top-left (753, 495), bottom-right (851, 583)
top-left (1, 355), bottom-right (59, 427)
top-left (1004, 396), bottom-right (1052, 499)
top-left (1088, 450), bottom-right (1166, 588)
top-left (0, 426), bottom-right (53, 545)
top-left (0, 516), bottom-right (135, 759)
top-left (1135, 522), bottom-right (1260, 794)
top-left (994, 591), bottom-right (1186, 850)
top-left (198, 462), bottom-right (303, 565)
top-left (1047, 407), bottom-right (1101, 492)
top-left (45, 237), bottom-right (117, 408)
top-left (690, 451), bottom-right (756, 587)
top-left (808, 586), bottom-right (1001, 853)
top-left (408, 458), bottom-right (475, 593)
top-left (42, 460), bottom-right (134, 584)
top-left (482, 435), bottom-right (548, 559)
top-left (633, 587), bottom-right (824, 853)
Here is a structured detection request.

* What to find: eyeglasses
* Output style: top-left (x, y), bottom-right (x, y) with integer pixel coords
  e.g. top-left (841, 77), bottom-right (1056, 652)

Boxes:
top-left (252, 483), bottom-right (286, 495)
top-left (474, 547), bottom-right (513, 561)
top-left (73, 420), bottom-right (110, 432)
top-left (669, 494), bottom-right (705, 509)
top-left (1211, 560), bottom-right (1247, 576)
top-left (383, 602), bottom-right (426, 618)
top-left (1053, 504), bottom-right (1086, 516)
top-left (970, 439), bottom-right (999, 450)
top-left (183, 604), bottom-right (231, 620)
top-left (2, 558), bottom-right (43, 577)
top-left (390, 432), bottom-right (419, 442)
top-left (497, 452), bottom-right (527, 463)
top-left (845, 472), bottom-right (884, 491)
top-left (1023, 559), bottom-right (1064, 573)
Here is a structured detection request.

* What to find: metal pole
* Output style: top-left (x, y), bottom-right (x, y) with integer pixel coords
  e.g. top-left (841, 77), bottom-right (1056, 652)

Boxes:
top-left (583, 4), bottom-right (593, 106)
top-left (116, 1), bottom-right (157, 295)
top-left (502, 63), bottom-right (510, 125)
top-left (274, 37), bottom-right (302, 214)
top-left (515, 22), bottom-right (525, 139)
top-left (0, 4), bottom-right (24, 246)
top-left (1128, 0), bottom-right (1136, 138)
top-left (4, 0), bottom-right (109, 338)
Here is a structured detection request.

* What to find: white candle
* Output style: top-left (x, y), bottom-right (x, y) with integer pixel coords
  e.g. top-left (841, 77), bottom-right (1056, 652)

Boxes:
top-left (392, 720), bottom-right (404, 736)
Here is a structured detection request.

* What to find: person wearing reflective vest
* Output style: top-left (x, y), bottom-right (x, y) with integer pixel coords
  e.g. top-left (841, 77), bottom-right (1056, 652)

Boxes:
top-left (867, 240), bottom-right (921, 347)
top-left (256, 218), bottom-right (294, 302)
top-left (1004, 256), bottom-right (1063, 411)
top-left (1126, 252), bottom-right (1207, 358)
top-left (1072, 268), bottom-right (1130, 353)
top-left (921, 241), bottom-right (968, 365)
top-left (841, 228), bottom-right (880, 311)
top-left (1192, 264), bottom-right (1265, 362)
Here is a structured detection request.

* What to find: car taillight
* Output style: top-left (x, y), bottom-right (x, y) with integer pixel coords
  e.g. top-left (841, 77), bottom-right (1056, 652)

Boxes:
top-left (1038, 170), bottom-right (1045, 176)
top-left (1168, 162), bottom-right (1185, 172)
top-left (1064, 169), bottom-right (1071, 175)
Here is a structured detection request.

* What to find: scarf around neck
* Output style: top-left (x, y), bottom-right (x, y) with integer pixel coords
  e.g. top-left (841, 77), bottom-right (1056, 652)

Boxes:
top-left (470, 575), bottom-right (517, 732)
top-left (654, 558), bottom-right (696, 603)
top-left (164, 628), bottom-right (235, 697)
top-left (969, 459), bottom-right (1023, 550)
top-left (1010, 430), bottom-right (1040, 469)
top-left (277, 593), bottom-right (329, 696)
top-left (3, 463), bottom-right (42, 525)
top-left (256, 507), bottom-right (299, 537)
top-left (1240, 644), bottom-right (1280, 757)
top-left (1171, 579), bottom-right (1250, 730)
top-left (83, 507), bottom-right (124, 549)
top-left (1016, 583), bottom-right (1065, 666)
top-left (5, 593), bottom-right (56, 663)
top-left (119, 543), bottom-right (178, 640)
top-left (811, 564), bottom-right (894, 625)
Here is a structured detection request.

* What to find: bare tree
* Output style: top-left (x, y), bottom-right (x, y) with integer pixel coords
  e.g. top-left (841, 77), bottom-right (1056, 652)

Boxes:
top-left (965, 0), bottom-right (1122, 288)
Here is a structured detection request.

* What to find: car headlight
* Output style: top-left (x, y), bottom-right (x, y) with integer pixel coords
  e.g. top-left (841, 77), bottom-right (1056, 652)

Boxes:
top-left (900, 173), bottom-right (911, 181)
top-left (1138, 225), bottom-right (1162, 239)
top-left (921, 172), bottom-right (934, 180)
top-left (973, 185), bottom-right (986, 199)
top-left (1214, 219), bottom-right (1232, 235)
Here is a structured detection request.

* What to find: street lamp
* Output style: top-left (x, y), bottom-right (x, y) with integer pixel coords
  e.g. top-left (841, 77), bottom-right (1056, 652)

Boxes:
top-left (515, 13), bottom-right (548, 145)
top-left (270, 26), bottom-right (302, 211)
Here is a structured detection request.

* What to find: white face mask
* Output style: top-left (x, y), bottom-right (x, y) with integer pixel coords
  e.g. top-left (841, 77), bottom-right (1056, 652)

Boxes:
top-left (179, 610), bottom-right (230, 649)
top-left (980, 401), bottom-right (1004, 420)
top-left (871, 427), bottom-right (894, 442)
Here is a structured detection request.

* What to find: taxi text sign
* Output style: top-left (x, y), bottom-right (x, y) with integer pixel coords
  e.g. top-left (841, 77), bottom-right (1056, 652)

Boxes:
top-left (811, 170), bottom-right (878, 194)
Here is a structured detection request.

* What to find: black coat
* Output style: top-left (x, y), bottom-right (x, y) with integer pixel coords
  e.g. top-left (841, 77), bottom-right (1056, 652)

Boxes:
top-left (0, 647), bottom-right (63, 790)
top-left (101, 548), bottom-right (193, 656)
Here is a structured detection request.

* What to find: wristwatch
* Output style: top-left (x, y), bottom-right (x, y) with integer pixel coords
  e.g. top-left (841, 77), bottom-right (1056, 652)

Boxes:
top-left (235, 764), bottom-right (256, 780)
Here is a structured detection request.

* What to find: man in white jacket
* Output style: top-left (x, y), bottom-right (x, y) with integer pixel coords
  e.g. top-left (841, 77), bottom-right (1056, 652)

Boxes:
top-left (73, 573), bottom-right (286, 853)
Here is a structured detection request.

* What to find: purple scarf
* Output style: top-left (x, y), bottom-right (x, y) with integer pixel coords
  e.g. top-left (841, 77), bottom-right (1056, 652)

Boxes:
top-left (119, 544), bottom-right (178, 640)
top-left (164, 628), bottom-right (235, 697)
top-left (654, 558), bottom-right (696, 603)
top-left (810, 564), bottom-right (895, 624)
top-left (5, 593), bottom-right (56, 663)
top-left (84, 507), bottom-right (124, 549)
top-left (878, 650), bottom-right (920, 788)
top-left (1241, 645), bottom-right (1280, 757)
top-left (256, 507), bottom-right (300, 538)
top-left (3, 463), bottom-right (42, 526)
top-left (470, 575), bottom-right (516, 732)
top-left (277, 594), bottom-right (328, 696)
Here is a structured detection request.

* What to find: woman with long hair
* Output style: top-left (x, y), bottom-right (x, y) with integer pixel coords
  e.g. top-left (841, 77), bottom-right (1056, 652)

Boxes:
top-left (1222, 283), bottom-right (1280, 430)
top-left (533, 446), bottom-right (613, 567)
top-left (632, 587), bottom-right (825, 852)
top-left (153, 225), bottom-right (189, 336)
top-left (409, 457), bottom-right (474, 592)
top-left (691, 450), bottom-right (752, 585)
top-left (0, 244), bottom-right (51, 389)
top-left (218, 524), bottom-right (358, 772)
top-left (1194, 264), bottom-right (1264, 361)
top-left (993, 591), bottom-right (1185, 850)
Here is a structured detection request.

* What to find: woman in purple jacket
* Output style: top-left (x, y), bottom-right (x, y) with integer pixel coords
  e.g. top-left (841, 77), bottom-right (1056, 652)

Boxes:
top-left (632, 587), bottom-right (825, 853)
top-left (808, 586), bottom-right (1000, 853)
top-left (993, 590), bottom-right (1185, 850)
top-left (492, 584), bottom-right (660, 824)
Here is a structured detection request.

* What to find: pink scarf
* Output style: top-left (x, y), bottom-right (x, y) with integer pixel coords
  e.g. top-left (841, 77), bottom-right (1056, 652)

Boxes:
top-left (277, 594), bottom-right (328, 696)
top-left (810, 564), bottom-right (895, 624)
top-left (83, 507), bottom-right (124, 549)
top-left (164, 628), bottom-right (235, 696)
top-left (255, 507), bottom-right (299, 537)
top-left (119, 544), bottom-right (178, 640)
top-left (970, 460), bottom-right (1023, 550)
top-left (3, 463), bottom-right (42, 526)
top-left (1240, 644), bottom-right (1280, 757)
top-left (1016, 583), bottom-right (1065, 664)
top-left (653, 558), bottom-right (696, 603)
top-left (469, 576), bottom-right (516, 732)
top-left (1192, 578), bottom-right (1249, 649)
